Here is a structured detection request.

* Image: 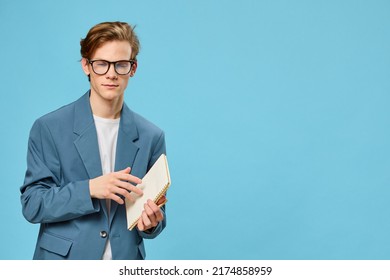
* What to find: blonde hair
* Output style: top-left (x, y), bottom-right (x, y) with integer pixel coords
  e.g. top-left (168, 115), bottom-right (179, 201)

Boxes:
top-left (80, 21), bottom-right (140, 60)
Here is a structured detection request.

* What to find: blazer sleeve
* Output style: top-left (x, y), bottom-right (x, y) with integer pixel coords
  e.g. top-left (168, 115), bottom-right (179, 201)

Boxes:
top-left (138, 130), bottom-right (168, 239)
top-left (20, 119), bottom-right (100, 224)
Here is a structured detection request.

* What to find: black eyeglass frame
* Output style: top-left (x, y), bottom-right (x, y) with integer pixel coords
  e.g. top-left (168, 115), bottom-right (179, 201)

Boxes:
top-left (87, 59), bottom-right (136, 75)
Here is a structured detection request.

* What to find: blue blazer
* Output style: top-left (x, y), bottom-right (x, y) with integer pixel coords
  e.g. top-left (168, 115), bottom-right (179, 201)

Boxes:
top-left (20, 91), bottom-right (166, 260)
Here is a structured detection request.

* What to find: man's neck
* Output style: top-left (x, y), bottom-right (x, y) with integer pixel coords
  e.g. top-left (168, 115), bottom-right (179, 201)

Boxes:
top-left (89, 91), bottom-right (123, 119)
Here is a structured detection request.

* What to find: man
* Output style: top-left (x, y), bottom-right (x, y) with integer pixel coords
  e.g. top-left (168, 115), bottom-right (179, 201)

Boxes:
top-left (20, 21), bottom-right (167, 260)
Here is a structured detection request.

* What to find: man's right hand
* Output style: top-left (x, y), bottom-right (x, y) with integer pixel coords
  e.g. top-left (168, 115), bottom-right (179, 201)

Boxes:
top-left (89, 167), bottom-right (143, 204)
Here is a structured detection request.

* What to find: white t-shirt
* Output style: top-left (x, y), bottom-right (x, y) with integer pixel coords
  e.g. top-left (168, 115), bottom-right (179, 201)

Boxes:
top-left (93, 115), bottom-right (120, 260)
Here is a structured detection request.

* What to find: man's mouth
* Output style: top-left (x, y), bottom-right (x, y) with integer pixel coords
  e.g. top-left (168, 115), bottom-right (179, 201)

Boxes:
top-left (102, 84), bottom-right (119, 88)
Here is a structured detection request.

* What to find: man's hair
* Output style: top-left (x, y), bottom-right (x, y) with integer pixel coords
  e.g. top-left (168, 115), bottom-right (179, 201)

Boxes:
top-left (80, 21), bottom-right (140, 60)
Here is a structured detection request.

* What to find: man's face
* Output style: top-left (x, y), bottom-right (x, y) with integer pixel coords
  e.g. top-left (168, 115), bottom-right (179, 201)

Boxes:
top-left (81, 40), bottom-right (136, 103)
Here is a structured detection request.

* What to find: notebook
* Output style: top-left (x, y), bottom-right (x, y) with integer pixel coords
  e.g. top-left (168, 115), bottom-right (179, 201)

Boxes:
top-left (125, 154), bottom-right (171, 230)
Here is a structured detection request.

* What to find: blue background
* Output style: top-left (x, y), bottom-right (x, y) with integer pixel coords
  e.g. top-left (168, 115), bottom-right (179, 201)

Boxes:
top-left (1, 0), bottom-right (390, 259)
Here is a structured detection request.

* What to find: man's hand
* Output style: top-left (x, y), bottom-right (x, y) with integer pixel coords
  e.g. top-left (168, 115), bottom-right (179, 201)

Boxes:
top-left (89, 167), bottom-right (143, 204)
top-left (137, 195), bottom-right (167, 232)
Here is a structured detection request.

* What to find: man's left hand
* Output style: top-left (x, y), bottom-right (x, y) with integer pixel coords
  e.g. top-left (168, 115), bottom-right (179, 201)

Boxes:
top-left (137, 196), bottom-right (166, 232)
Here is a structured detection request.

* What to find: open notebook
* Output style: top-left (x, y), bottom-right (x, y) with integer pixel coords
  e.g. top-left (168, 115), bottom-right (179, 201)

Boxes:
top-left (125, 154), bottom-right (171, 230)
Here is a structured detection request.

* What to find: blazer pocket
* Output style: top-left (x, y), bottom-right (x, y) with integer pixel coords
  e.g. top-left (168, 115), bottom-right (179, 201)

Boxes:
top-left (39, 232), bottom-right (73, 257)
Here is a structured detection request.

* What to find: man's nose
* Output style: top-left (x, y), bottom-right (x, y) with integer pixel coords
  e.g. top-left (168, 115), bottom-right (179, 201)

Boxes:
top-left (106, 63), bottom-right (117, 79)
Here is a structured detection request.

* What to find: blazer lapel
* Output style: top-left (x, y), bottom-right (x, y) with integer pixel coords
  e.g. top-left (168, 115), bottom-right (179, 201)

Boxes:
top-left (110, 102), bottom-right (140, 224)
top-left (73, 92), bottom-right (108, 219)
top-left (73, 91), bottom-right (102, 179)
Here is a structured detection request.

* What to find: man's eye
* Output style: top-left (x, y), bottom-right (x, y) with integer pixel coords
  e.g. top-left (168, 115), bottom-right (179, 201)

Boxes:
top-left (117, 62), bottom-right (129, 68)
top-left (97, 62), bottom-right (108, 67)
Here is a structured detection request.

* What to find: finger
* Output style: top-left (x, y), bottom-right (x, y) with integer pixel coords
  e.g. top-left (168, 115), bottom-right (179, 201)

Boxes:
top-left (116, 172), bottom-right (142, 185)
top-left (147, 199), bottom-right (163, 222)
top-left (144, 203), bottom-right (154, 216)
top-left (118, 167), bottom-right (131, 174)
top-left (137, 215), bottom-right (144, 231)
top-left (144, 203), bottom-right (157, 226)
top-left (108, 193), bottom-right (125, 205)
top-left (112, 186), bottom-right (135, 203)
top-left (114, 180), bottom-right (143, 196)
top-left (142, 211), bottom-right (152, 228)
top-left (147, 199), bottom-right (160, 212)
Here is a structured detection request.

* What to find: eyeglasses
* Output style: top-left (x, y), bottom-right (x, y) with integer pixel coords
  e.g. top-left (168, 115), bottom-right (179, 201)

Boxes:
top-left (88, 59), bottom-right (136, 75)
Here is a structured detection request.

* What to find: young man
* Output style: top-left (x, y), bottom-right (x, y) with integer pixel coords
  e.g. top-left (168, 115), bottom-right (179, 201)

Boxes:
top-left (20, 22), bottom-right (167, 260)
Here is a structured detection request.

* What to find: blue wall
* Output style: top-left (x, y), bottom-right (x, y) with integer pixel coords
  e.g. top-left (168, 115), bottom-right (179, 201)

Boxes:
top-left (1, 0), bottom-right (390, 259)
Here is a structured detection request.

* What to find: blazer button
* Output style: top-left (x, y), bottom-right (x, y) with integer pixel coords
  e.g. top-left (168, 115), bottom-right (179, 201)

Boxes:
top-left (100, 231), bottom-right (108, 238)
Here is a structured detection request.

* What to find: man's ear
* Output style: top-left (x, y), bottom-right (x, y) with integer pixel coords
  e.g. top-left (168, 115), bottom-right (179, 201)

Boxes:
top-left (130, 61), bottom-right (137, 77)
top-left (81, 58), bottom-right (90, 76)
